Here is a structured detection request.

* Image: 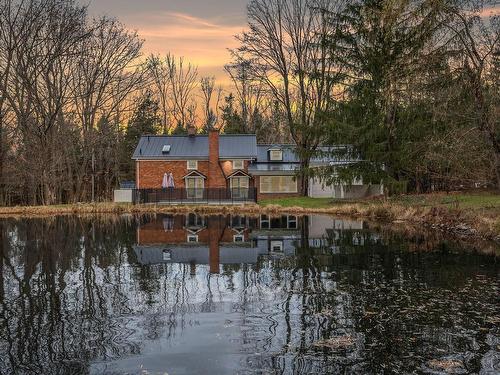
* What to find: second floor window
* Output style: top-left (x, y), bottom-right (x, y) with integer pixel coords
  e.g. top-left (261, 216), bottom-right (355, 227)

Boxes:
top-left (269, 150), bottom-right (283, 161)
top-left (187, 160), bottom-right (198, 170)
top-left (232, 160), bottom-right (244, 170)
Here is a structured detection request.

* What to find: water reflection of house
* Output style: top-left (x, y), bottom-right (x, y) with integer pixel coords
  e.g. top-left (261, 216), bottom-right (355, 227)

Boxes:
top-left (135, 214), bottom-right (260, 273)
top-left (250, 214), bottom-right (301, 257)
top-left (307, 215), bottom-right (379, 250)
top-left (133, 214), bottom-right (375, 273)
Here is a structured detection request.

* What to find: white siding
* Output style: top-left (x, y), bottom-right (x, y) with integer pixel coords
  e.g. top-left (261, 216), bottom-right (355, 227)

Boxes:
top-left (114, 189), bottom-right (133, 203)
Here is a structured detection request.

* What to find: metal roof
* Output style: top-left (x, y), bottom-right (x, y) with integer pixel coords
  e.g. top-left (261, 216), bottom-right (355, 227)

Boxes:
top-left (248, 163), bottom-right (298, 175)
top-left (256, 145), bottom-right (298, 163)
top-left (256, 145), bottom-right (355, 165)
top-left (133, 245), bottom-right (265, 265)
top-left (132, 134), bottom-right (258, 160)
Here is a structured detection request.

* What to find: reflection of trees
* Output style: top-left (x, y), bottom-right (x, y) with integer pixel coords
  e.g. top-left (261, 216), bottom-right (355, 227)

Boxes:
top-left (0, 215), bottom-right (497, 374)
top-left (0, 217), bottom-right (140, 374)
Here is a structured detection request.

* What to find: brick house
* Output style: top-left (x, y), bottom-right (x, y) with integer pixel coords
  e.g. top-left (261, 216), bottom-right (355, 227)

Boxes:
top-left (129, 130), bottom-right (383, 203)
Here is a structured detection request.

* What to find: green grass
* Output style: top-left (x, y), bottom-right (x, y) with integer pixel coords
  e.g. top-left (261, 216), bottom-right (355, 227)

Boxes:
top-left (259, 197), bottom-right (338, 208)
top-left (389, 192), bottom-right (500, 210)
top-left (260, 191), bottom-right (500, 212)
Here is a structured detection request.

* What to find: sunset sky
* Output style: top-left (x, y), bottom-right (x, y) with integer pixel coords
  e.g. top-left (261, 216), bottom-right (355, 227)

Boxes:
top-left (86, 0), bottom-right (499, 90)
top-left (87, 0), bottom-right (249, 86)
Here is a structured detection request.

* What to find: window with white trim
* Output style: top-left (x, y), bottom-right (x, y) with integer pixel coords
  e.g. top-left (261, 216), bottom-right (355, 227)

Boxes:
top-left (232, 160), bottom-right (244, 170)
top-left (260, 215), bottom-right (270, 229)
top-left (230, 176), bottom-right (249, 189)
top-left (260, 176), bottom-right (297, 193)
top-left (287, 216), bottom-right (297, 229)
top-left (233, 234), bottom-right (244, 243)
top-left (270, 240), bottom-right (283, 253)
top-left (162, 249), bottom-right (171, 261)
top-left (187, 235), bottom-right (199, 243)
top-left (269, 150), bottom-right (283, 161)
top-left (187, 160), bottom-right (198, 170)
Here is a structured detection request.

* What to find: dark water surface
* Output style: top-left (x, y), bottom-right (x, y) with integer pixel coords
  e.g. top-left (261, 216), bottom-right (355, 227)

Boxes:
top-left (0, 214), bottom-right (498, 375)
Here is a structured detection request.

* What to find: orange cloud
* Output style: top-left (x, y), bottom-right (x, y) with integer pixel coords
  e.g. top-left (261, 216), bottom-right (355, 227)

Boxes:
top-left (129, 11), bottom-right (246, 84)
top-left (479, 5), bottom-right (500, 17)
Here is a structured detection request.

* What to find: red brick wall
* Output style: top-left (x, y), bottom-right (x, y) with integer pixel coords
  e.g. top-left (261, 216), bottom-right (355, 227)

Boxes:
top-left (219, 160), bottom-right (250, 176)
top-left (135, 132), bottom-right (256, 191)
top-left (136, 160), bottom-right (209, 189)
top-left (137, 216), bottom-right (211, 244)
top-left (138, 216), bottom-right (250, 245)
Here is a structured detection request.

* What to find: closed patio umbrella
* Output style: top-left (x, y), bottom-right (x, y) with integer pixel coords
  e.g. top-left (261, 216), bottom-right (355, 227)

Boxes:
top-left (168, 172), bottom-right (175, 188)
top-left (162, 173), bottom-right (169, 188)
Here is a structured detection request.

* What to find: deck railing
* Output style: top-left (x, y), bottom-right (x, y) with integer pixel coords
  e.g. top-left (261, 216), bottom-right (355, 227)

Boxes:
top-left (133, 187), bottom-right (257, 204)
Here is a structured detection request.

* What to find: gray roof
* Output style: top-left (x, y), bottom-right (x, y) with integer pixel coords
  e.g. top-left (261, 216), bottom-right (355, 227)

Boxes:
top-left (256, 145), bottom-right (298, 163)
top-left (133, 245), bottom-right (266, 265)
top-left (256, 145), bottom-right (356, 165)
top-left (248, 163), bottom-right (298, 175)
top-left (132, 135), bottom-right (258, 160)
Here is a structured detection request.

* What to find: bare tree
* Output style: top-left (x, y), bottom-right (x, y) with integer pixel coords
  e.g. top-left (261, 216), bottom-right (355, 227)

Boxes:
top-left (166, 54), bottom-right (198, 130)
top-left (224, 57), bottom-right (268, 133)
top-left (71, 16), bottom-right (144, 201)
top-left (3, 0), bottom-right (89, 204)
top-left (0, 0), bottom-right (28, 204)
top-left (147, 54), bottom-right (171, 134)
top-left (200, 76), bottom-right (223, 131)
top-left (440, 2), bottom-right (500, 189)
top-left (233, 0), bottom-right (344, 194)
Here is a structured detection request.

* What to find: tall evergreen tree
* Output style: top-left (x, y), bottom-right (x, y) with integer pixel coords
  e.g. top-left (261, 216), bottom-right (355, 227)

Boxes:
top-left (120, 93), bottom-right (161, 181)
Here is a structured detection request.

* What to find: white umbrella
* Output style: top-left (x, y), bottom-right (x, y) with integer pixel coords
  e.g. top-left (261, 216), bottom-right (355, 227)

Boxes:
top-left (162, 173), bottom-right (169, 188)
top-left (168, 172), bottom-right (175, 188)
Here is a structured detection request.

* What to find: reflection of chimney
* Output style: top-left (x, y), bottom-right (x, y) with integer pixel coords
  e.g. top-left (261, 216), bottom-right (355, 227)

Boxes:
top-left (208, 216), bottom-right (222, 274)
top-left (190, 261), bottom-right (196, 276)
top-left (187, 125), bottom-right (196, 137)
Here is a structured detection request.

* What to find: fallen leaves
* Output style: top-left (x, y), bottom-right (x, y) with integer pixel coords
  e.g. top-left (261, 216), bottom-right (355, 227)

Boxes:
top-left (313, 335), bottom-right (356, 349)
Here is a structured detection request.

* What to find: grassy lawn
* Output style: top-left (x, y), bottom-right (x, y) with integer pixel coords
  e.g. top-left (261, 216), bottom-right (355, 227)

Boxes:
top-left (260, 191), bottom-right (500, 212)
top-left (259, 197), bottom-right (345, 208)
top-left (388, 192), bottom-right (500, 211)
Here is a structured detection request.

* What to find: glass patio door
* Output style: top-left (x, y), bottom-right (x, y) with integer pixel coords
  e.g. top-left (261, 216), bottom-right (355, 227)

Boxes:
top-left (230, 177), bottom-right (249, 199)
top-left (186, 177), bottom-right (204, 199)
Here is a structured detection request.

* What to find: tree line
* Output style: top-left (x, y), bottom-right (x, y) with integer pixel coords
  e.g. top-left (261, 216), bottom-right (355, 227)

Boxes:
top-left (0, 0), bottom-right (498, 205)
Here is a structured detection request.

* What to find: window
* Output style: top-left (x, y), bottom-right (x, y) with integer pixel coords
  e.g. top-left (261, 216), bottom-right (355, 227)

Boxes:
top-left (233, 235), bottom-right (244, 243)
top-left (287, 216), bottom-right (297, 229)
top-left (269, 149), bottom-right (283, 161)
top-left (187, 235), bottom-right (199, 243)
top-left (185, 178), bottom-right (204, 199)
top-left (231, 215), bottom-right (246, 228)
top-left (260, 215), bottom-right (270, 229)
top-left (270, 240), bottom-right (283, 253)
top-left (187, 213), bottom-right (204, 227)
top-left (260, 176), bottom-right (297, 193)
top-left (230, 177), bottom-right (249, 189)
top-left (231, 176), bottom-right (249, 199)
top-left (187, 160), bottom-right (198, 170)
top-left (232, 160), bottom-right (244, 170)
top-left (162, 145), bottom-right (171, 154)
top-left (162, 249), bottom-right (172, 261)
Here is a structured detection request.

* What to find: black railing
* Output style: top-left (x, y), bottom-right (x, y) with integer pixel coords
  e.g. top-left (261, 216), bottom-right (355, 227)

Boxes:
top-left (133, 187), bottom-right (257, 204)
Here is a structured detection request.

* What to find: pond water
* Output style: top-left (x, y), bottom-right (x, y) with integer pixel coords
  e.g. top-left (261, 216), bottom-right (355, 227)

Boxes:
top-left (0, 214), bottom-right (498, 375)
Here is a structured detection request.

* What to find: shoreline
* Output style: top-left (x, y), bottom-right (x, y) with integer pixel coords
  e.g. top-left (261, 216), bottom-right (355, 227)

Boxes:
top-left (0, 200), bottom-right (498, 244)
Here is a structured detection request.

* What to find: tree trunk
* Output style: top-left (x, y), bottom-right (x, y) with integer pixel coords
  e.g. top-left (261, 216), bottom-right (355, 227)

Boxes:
top-left (0, 112), bottom-right (3, 205)
top-left (473, 75), bottom-right (500, 190)
top-left (299, 156), bottom-right (309, 196)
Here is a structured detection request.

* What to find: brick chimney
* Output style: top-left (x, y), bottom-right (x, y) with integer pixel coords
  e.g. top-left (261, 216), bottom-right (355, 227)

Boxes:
top-left (208, 130), bottom-right (225, 188)
top-left (208, 216), bottom-right (222, 274)
top-left (187, 125), bottom-right (196, 137)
